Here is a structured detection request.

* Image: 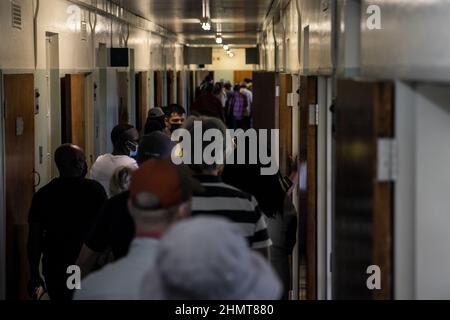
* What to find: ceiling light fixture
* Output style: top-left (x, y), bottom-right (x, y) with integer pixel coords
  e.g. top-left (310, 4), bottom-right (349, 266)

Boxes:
top-left (216, 34), bottom-right (223, 44)
top-left (200, 0), bottom-right (211, 31)
top-left (223, 44), bottom-right (229, 51)
top-left (228, 52), bottom-right (235, 58)
top-left (200, 17), bottom-right (211, 31)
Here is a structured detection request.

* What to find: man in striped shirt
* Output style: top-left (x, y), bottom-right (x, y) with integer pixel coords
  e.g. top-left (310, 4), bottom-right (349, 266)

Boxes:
top-left (181, 116), bottom-right (272, 258)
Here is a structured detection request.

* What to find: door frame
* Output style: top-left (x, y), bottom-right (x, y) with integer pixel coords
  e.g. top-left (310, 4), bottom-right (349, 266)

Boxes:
top-left (0, 70), bottom-right (5, 300)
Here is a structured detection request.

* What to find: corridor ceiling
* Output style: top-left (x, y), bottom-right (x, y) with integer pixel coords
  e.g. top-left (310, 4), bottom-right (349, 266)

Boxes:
top-left (116, 0), bottom-right (274, 46)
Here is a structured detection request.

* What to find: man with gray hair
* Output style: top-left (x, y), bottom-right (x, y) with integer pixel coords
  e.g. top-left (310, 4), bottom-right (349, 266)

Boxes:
top-left (140, 217), bottom-right (282, 300)
top-left (74, 159), bottom-right (201, 300)
top-left (180, 116), bottom-right (272, 259)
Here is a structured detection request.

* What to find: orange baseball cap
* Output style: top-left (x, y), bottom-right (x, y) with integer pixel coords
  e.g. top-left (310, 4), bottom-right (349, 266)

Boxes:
top-left (129, 159), bottom-right (202, 210)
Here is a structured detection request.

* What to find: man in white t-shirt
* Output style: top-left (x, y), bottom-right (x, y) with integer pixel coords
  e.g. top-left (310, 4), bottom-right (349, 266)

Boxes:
top-left (90, 124), bottom-right (139, 197)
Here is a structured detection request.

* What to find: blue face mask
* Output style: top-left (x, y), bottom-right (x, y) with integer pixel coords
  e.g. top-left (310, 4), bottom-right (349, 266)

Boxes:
top-left (128, 142), bottom-right (139, 158)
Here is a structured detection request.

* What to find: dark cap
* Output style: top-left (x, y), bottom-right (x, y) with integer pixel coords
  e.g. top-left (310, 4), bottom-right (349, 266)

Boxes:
top-left (148, 107), bottom-right (165, 119)
top-left (129, 159), bottom-right (203, 210)
top-left (137, 132), bottom-right (176, 163)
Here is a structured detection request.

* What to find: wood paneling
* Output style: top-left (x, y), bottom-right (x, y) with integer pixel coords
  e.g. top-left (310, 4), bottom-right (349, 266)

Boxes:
top-left (278, 74), bottom-right (293, 175)
top-left (167, 70), bottom-right (175, 105)
top-left (177, 71), bottom-right (183, 106)
top-left (154, 71), bottom-right (163, 108)
top-left (252, 71), bottom-right (279, 131)
top-left (4, 74), bottom-right (35, 299)
top-left (136, 71), bottom-right (148, 132)
top-left (64, 74), bottom-right (86, 151)
top-left (117, 72), bottom-right (129, 124)
top-left (334, 79), bottom-right (394, 300)
top-left (234, 70), bottom-right (253, 85)
top-left (298, 76), bottom-right (318, 300)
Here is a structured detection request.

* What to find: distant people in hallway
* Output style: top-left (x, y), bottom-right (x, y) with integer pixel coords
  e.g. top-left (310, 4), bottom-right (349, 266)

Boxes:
top-left (140, 217), bottom-right (282, 300)
top-left (144, 107), bottom-right (169, 135)
top-left (213, 82), bottom-right (227, 108)
top-left (27, 144), bottom-right (107, 301)
top-left (164, 104), bottom-right (186, 133)
top-left (240, 81), bottom-right (253, 129)
top-left (90, 124), bottom-right (139, 198)
top-left (227, 84), bottom-right (249, 130)
top-left (76, 132), bottom-right (176, 278)
top-left (182, 116), bottom-right (272, 258)
top-left (191, 83), bottom-right (225, 122)
top-left (74, 158), bottom-right (199, 300)
top-left (222, 141), bottom-right (298, 300)
top-left (195, 75), bottom-right (214, 99)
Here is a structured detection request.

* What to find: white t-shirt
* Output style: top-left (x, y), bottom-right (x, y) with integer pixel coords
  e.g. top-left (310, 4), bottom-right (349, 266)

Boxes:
top-left (240, 88), bottom-right (253, 114)
top-left (90, 154), bottom-right (138, 198)
top-left (74, 238), bottom-right (159, 300)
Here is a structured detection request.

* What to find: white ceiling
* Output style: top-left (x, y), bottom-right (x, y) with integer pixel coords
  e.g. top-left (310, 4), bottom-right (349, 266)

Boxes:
top-left (114, 0), bottom-right (274, 45)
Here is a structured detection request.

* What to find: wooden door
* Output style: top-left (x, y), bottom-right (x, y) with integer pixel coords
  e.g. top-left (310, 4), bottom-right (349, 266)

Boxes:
top-left (136, 71), bottom-right (148, 132)
top-left (154, 71), bottom-right (163, 108)
top-left (177, 71), bottom-right (183, 106)
top-left (64, 74), bottom-right (86, 151)
top-left (279, 74), bottom-right (293, 175)
top-left (252, 72), bottom-right (279, 131)
top-left (4, 74), bottom-right (35, 300)
top-left (298, 76), bottom-right (318, 300)
top-left (167, 70), bottom-right (174, 105)
top-left (333, 80), bottom-right (394, 300)
top-left (187, 71), bottom-right (195, 111)
top-left (234, 70), bottom-right (253, 85)
top-left (117, 71), bottom-right (129, 124)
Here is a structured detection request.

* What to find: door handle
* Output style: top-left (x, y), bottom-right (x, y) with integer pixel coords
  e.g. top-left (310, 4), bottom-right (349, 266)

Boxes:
top-left (33, 170), bottom-right (41, 190)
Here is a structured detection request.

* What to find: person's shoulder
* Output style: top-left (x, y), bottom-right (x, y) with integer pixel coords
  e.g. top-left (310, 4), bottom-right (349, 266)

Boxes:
top-left (83, 178), bottom-right (105, 188)
top-left (33, 179), bottom-right (59, 197)
top-left (112, 155), bottom-right (138, 167)
top-left (211, 181), bottom-right (254, 201)
top-left (102, 191), bottom-right (129, 212)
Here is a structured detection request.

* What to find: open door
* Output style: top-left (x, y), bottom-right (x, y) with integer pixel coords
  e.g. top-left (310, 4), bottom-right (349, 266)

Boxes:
top-left (135, 72), bottom-right (148, 133)
top-left (63, 74), bottom-right (86, 151)
top-left (252, 72), bottom-right (279, 131)
top-left (4, 74), bottom-right (35, 300)
top-left (298, 76), bottom-right (318, 300)
top-left (333, 79), bottom-right (394, 300)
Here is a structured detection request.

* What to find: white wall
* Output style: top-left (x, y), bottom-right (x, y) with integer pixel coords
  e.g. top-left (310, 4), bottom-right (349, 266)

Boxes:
top-left (395, 82), bottom-right (450, 300)
top-left (0, 0), bottom-right (183, 188)
top-left (206, 48), bottom-right (254, 71)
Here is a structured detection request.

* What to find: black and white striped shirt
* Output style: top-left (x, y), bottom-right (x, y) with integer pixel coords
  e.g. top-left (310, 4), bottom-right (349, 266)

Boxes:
top-left (192, 175), bottom-right (272, 249)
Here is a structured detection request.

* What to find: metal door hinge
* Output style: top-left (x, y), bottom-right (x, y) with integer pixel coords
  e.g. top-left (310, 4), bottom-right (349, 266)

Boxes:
top-left (377, 138), bottom-right (398, 182)
top-left (287, 92), bottom-right (299, 108)
top-left (309, 104), bottom-right (319, 126)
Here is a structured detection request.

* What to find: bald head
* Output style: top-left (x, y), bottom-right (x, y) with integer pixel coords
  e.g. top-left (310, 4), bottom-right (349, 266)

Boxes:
top-left (55, 144), bottom-right (87, 178)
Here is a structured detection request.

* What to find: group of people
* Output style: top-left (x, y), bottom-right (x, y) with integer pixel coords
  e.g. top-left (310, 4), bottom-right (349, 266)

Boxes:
top-left (27, 77), bottom-right (297, 301)
top-left (191, 76), bottom-right (254, 130)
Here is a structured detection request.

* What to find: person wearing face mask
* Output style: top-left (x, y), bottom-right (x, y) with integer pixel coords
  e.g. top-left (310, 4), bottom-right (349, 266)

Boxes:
top-left (27, 144), bottom-right (107, 300)
top-left (165, 104), bottom-right (186, 134)
top-left (90, 124), bottom-right (140, 198)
